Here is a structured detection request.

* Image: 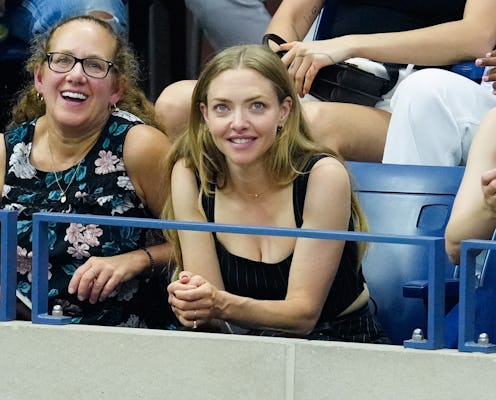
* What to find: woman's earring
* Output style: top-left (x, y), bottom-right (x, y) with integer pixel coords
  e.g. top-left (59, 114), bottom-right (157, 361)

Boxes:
top-left (109, 103), bottom-right (119, 113)
top-left (276, 125), bottom-right (283, 134)
top-left (36, 92), bottom-right (44, 102)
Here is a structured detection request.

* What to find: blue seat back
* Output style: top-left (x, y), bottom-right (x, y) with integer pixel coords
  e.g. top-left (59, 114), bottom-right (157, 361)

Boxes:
top-left (348, 162), bottom-right (464, 344)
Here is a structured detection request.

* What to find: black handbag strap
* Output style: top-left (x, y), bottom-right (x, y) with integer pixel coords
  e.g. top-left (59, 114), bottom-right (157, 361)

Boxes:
top-left (262, 33), bottom-right (287, 46)
top-left (262, 33), bottom-right (289, 57)
top-left (382, 64), bottom-right (400, 93)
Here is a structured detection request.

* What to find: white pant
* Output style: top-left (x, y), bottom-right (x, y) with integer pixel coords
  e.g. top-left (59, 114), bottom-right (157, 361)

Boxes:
top-left (383, 68), bottom-right (496, 166)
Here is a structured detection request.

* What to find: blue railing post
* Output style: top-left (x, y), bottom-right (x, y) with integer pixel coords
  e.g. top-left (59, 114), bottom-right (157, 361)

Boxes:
top-left (31, 214), bottom-right (71, 324)
top-left (0, 210), bottom-right (18, 321)
top-left (403, 238), bottom-right (446, 349)
top-left (458, 239), bottom-right (496, 353)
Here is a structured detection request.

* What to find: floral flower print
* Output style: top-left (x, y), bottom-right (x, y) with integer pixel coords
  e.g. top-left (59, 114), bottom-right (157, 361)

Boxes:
top-left (65, 223), bottom-right (103, 259)
top-left (8, 142), bottom-right (36, 179)
top-left (95, 150), bottom-right (120, 175)
top-left (2, 112), bottom-right (172, 328)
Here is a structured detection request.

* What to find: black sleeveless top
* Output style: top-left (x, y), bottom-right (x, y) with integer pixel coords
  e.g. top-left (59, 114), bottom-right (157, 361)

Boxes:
top-left (323, 0), bottom-right (466, 38)
top-left (201, 155), bottom-right (366, 322)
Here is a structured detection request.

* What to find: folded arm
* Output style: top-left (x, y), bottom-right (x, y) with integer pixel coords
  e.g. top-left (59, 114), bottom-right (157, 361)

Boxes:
top-left (446, 107), bottom-right (496, 265)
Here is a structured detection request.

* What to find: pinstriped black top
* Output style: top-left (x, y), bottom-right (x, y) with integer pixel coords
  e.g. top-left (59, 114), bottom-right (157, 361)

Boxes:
top-left (201, 155), bottom-right (366, 322)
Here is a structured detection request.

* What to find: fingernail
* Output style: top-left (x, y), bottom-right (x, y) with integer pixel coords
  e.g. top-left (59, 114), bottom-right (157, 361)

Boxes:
top-left (68, 286), bottom-right (74, 294)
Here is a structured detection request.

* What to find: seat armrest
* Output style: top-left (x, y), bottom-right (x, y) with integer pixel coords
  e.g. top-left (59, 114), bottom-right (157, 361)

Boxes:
top-left (403, 278), bottom-right (460, 298)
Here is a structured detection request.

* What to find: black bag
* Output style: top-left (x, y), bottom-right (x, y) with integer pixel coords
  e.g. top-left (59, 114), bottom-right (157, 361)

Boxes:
top-left (262, 33), bottom-right (398, 107)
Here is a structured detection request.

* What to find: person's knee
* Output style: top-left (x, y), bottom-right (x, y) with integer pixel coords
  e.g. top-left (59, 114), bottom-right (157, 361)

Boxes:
top-left (155, 80), bottom-right (196, 139)
top-left (392, 69), bottom-right (458, 111)
top-left (303, 101), bottom-right (354, 154)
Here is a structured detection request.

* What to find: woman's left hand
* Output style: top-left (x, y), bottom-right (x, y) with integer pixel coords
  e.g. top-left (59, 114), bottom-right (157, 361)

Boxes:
top-left (167, 271), bottom-right (219, 329)
top-left (68, 254), bottom-right (140, 304)
top-left (280, 39), bottom-right (349, 97)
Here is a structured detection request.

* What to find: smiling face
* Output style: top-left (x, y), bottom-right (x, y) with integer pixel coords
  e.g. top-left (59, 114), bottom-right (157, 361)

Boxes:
top-left (34, 19), bottom-right (124, 133)
top-left (199, 67), bottom-right (291, 168)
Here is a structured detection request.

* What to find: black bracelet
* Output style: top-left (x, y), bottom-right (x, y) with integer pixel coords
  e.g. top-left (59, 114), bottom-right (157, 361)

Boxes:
top-left (140, 247), bottom-right (155, 276)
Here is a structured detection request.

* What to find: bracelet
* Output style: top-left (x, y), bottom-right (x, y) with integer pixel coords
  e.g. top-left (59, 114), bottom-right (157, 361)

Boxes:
top-left (140, 247), bottom-right (155, 276)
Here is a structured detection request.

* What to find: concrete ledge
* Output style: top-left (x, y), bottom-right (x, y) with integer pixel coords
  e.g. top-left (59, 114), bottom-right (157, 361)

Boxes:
top-left (1, 321), bottom-right (495, 399)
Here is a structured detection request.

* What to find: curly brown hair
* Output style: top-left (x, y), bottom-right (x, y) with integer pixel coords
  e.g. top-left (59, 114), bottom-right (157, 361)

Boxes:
top-left (7, 14), bottom-right (166, 133)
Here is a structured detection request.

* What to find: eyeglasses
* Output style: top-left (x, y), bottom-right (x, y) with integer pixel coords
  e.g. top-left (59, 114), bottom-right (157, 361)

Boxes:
top-left (46, 52), bottom-right (114, 79)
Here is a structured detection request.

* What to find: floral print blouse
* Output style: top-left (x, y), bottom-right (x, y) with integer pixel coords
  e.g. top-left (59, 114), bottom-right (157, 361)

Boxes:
top-left (2, 110), bottom-right (171, 328)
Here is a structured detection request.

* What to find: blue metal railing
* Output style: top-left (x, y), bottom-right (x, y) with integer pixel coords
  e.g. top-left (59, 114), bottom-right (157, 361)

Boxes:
top-left (458, 239), bottom-right (496, 353)
top-left (0, 210), bottom-right (18, 321)
top-left (29, 211), bottom-right (447, 349)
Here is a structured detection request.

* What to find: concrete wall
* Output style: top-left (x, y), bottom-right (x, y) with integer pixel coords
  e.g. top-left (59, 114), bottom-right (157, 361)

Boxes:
top-left (1, 321), bottom-right (495, 400)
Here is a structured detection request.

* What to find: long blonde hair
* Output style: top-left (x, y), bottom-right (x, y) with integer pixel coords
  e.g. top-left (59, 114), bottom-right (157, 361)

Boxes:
top-left (163, 44), bottom-right (368, 266)
top-left (7, 14), bottom-right (165, 133)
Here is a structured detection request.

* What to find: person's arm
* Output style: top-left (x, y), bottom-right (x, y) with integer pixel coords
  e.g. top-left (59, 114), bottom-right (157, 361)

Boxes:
top-left (169, 159), bottom-right (226, 289)
top-left (278, 0), bottom-right (496, 96)
top-left (265, 0), bottom-right (324, 43)
top-left (445, 107), bottom-right (496, 265)
top-left (68, 124), bottom-right (173, 304)
top-left (123, 123), bottom-right (171, 218)
top-left (328, 0), bottom-right (496, 65)
top-left (170, 157), bottom-right (352, 335)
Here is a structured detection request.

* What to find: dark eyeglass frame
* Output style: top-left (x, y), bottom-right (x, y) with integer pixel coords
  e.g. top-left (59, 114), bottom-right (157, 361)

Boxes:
top-left (45, 52), bottom-right (114, 79)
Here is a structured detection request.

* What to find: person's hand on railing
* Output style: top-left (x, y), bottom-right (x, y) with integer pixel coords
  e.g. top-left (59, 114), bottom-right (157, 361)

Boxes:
top-left (67, 251), bottom-right (148, 304)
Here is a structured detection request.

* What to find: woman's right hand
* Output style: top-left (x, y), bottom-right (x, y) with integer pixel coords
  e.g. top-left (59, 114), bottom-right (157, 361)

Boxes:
top-left (167, 271), bottom-right (220, 329)
top-left (476, 50), bottom-right (496, 90)
top-left (481, 168), bottom-right (496, 212)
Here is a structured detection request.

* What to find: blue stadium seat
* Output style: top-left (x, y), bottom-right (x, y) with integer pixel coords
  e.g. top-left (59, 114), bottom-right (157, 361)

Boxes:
top-left (348, 162), bottom-right (465, 345)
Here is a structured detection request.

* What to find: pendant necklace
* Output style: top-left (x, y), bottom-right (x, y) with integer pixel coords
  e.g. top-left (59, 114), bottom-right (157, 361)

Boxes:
top-left (52, 161), bottom-right (83, 203)
top-left (47, 136), bottom-right (94, 204)
top-left (245, 191), bottom-right (266, 199)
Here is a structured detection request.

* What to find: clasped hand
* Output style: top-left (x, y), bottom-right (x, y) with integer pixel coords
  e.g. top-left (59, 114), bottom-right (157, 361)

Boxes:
top-left (167, 271), bottom-right (218, 330)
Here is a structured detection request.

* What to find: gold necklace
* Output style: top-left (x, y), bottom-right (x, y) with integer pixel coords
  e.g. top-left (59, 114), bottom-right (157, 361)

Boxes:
top-left (245, 191), bottom-right (266, 199)
top-left (47, 136), bottom-right (95, 203)
top-left (52, 161), bottom-right (83, 203)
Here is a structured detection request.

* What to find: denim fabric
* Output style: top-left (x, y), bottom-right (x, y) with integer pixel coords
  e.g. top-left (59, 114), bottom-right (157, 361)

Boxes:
top-left (1, 0), bottom-right (127, 43)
